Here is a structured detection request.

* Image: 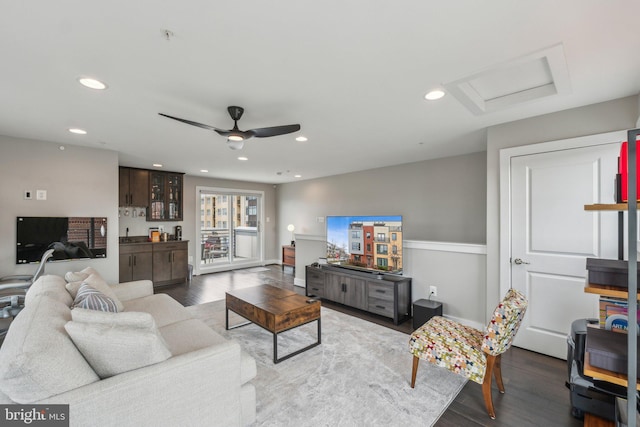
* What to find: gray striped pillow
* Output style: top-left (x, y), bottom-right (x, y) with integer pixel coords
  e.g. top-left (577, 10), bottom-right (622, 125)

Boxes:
top-left (73, 282), bottom-right (119, 313)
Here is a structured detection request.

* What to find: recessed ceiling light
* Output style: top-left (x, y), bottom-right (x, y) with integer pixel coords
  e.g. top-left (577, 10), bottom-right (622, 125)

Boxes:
top-left (153, 163), bottom-right (163, 168)
top-left (237, 156), bottom-right (248, 161)
top-left (68, 128), bottom-right (87, 135)
top-left (59, 146), bottom-right (65, 150)
top-left (200, 169), bottom-right (209, 173)
top-left (295, 136), bottom-right (308, 142)
top-left (294, 174), bottom-right (302, 178)
top-left (424, 89), bottom-right (445, 101)
top-left (78, 77), bottom-right (107, 90)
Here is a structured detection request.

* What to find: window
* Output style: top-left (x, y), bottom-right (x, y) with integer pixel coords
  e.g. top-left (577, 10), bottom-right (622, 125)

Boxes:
top-left (392, 233), bottom-right (397, 241)
top-left (366, 232), bottom-right (371, 239)
top-left (198, 189), bottom-right (263, 270)
top-left (392, 245), bottom-right (398, 254)
top-left (351, 230), bottom-right (361, 239)
top-left (377, 233), bottom-right (386, 242)
top-left (377, 258), bottom-right (388, 268)
top-left (377, 244), bottom-right (388, 255)
top-left (366, 243), bottom-right (371, 251)
top-left (351, 242), bottom-right (361, 251)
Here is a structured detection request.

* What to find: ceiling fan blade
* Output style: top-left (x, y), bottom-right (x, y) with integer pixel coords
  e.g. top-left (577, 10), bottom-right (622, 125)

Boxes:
top-left (158, 113), bottom-right (223, 132)
top-left (248, 124), bottom-right (301, 138)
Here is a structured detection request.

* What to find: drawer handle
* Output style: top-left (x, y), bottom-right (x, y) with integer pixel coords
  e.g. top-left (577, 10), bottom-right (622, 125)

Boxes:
top-left (376, 305), bottom-right (386, 310)
top-left (375, 289), bottom-right (386, 294)
top-left (312, 287), bottom-right (319, 291)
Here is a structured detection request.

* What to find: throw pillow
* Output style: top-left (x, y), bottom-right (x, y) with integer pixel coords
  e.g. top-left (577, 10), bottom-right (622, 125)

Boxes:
top-left (66, 273), bottom-right (124, 311)
top-left (64, 315), bottom-right (171, 379)
top-left (71, 308), bottom-right (155, 329)
top-left (73, 282), bottom-right (119, 313)
top-left (64, 266), bottom-right (100, 283)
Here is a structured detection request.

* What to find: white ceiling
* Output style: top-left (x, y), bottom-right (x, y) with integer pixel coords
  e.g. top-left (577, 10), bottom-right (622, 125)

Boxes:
top-left (1, 1), bottom-right (639, 184)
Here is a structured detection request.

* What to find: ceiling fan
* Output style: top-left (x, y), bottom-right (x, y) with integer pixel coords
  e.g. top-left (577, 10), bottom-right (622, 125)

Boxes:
top-left (159, 106), bottom-right (301, 150)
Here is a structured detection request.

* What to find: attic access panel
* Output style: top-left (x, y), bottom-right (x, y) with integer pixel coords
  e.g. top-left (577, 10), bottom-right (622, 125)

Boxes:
top-left (444, 44), bottom-right (571, 115)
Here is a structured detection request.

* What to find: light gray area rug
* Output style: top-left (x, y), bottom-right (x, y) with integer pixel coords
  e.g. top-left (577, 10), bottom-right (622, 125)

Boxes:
top-left (187, 300), bottom-right (466, 426)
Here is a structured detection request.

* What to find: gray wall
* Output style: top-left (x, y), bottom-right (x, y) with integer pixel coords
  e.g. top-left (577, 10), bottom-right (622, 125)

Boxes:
top-left (0, 135), bottom-right (120, 283)
top-left (277, 151), bottom-right (487, 247)
top-left (486, 95), bottom-right (639, 317)
top-left (277, 151), bottom-right (488, 325)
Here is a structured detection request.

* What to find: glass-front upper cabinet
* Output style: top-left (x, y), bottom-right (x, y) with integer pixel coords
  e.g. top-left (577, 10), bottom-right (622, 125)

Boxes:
top-left (149, 171), bottom-right (183, 221)
top-left (166, 173), bottom-right (182, 220)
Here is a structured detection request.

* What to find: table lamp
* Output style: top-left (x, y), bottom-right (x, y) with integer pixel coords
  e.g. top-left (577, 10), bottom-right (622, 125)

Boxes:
top-left (287, 224), bottom-right (295, 246)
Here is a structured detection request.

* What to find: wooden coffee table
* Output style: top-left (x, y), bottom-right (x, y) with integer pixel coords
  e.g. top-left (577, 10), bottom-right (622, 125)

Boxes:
top-left (225, 284), bottom-right (321, 363)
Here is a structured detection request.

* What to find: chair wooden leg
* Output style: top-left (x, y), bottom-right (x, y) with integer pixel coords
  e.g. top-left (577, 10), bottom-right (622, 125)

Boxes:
top-left (482, 354), bottom-right (498, 419)
top-left (411, 356), bottom-right (419, 388)
top-left (493, 353), bottom-right (505, 393)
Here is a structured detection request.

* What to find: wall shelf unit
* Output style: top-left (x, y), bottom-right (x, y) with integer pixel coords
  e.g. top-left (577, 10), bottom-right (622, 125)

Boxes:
top-left (582, 128), bottom-right (640, 427)
top-left (584, 203), bottom-right (640, 211)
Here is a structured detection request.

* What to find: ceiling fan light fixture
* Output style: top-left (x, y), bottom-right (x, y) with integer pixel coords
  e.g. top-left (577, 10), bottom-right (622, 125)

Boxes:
top-left (227, 139), bottom-right (244, 150)
top-left (228, 135), bottom-right (244, 142)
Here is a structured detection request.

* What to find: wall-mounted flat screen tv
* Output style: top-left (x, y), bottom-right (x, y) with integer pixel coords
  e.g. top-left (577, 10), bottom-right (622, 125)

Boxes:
top-left (326, 215), bottom-right (403, 274)
top-left (16, 216), bottom-right (108, 264)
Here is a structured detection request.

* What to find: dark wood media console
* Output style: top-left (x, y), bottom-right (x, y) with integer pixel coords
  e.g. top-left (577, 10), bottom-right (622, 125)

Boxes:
top-left (305, 264), bottom-right (411, 325)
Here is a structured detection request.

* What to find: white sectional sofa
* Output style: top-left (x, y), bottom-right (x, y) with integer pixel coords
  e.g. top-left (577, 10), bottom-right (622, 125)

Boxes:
top-left (0, 272), bottom-right (256, 426)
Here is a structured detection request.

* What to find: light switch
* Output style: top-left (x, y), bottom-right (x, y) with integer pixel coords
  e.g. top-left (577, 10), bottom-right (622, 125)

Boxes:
top-left (24, 190), bottom-right (32, 200)
top-left (36, 190), bottom-right (47, 200)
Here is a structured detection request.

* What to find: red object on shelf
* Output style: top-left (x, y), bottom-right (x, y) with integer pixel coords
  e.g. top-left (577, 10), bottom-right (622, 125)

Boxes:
top-left (620, 140), bottom-right (640, 202)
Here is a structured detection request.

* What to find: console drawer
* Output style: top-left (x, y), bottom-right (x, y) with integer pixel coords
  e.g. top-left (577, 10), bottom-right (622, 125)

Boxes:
top-left (368, 297), bottom-right (394, 318)
top-left (307, 282), bottom-right (325, 298)
top-left (367, 281), bottom-right (394, 301)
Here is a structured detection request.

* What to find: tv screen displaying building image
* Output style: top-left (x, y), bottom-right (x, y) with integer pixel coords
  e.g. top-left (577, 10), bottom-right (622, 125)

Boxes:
top-left (326, 215), bottom-right (403, 274)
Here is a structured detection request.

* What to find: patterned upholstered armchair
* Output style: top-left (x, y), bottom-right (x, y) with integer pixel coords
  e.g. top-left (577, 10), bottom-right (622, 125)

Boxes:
top-left (409, 289), bottom-right (528, 419)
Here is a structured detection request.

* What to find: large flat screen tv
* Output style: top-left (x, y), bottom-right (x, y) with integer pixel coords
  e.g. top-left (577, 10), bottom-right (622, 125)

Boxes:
top-left (16, 216), bottom-right (108, 264)
top-left (326, 215), bottom-right (403, 274)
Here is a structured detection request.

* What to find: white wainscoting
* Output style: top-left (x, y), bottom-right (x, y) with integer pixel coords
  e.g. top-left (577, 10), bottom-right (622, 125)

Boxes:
top-left (404, 240), bottom-right (487, 329)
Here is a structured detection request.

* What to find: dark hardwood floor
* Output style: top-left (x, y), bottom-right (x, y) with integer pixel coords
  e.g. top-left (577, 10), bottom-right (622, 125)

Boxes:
top-left (158, 265), bottom-right (582, 427)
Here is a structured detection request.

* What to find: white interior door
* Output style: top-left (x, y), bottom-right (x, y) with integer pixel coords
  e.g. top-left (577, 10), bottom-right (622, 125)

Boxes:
top-left (509, 143), bottom-right (619, 359)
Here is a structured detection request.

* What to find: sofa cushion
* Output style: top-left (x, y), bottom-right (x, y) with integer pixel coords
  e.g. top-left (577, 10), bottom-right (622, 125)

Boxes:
top-left (159, 319), bottom-right (229, 356)
top-left (122, 294), bottom-right (192, 327)
top-left (66, 273), bottom-right (124, 312)
top-left (24, 275), bottom-right (73, 307)
top-left (159, 319), bottom-right (257, 384)
top-left (0, 297), bottom-right (99, 403)
top-left (65, 310), bottom-right (171, 379)
top-left (72, 282), bottom-right (119, 312)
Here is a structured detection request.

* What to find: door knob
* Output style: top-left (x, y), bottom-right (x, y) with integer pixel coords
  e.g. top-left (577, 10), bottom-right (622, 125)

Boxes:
top-left (514, 258), bottom-right (530, 265)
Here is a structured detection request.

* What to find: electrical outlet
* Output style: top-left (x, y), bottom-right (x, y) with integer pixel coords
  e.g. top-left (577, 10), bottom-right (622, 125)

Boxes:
top-left (429, 286), bottom-right (438, 297)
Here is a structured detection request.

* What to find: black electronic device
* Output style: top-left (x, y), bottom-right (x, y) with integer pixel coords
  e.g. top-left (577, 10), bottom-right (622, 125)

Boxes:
top-left (16, 216), bottom-right (107, 264)
top-left (566, 318), bottom-right (625, 420)
top-left (325, 215), bottom-right (403, 275)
